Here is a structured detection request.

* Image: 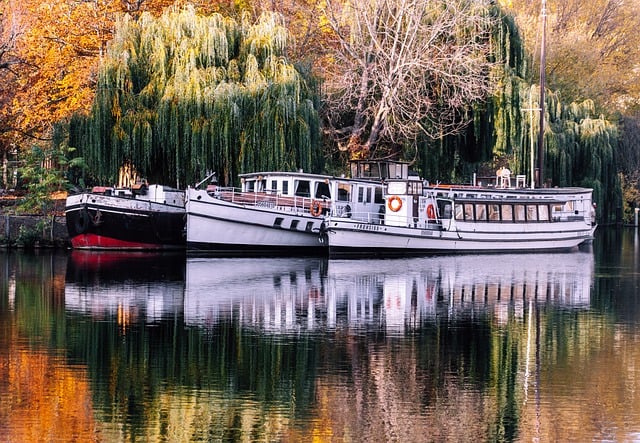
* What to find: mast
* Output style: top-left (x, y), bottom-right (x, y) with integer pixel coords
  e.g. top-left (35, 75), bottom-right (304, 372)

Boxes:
top-left (537, 0), bottom-right (547, 188)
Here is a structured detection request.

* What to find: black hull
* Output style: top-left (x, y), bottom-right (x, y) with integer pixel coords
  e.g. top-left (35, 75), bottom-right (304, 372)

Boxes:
top-left (66, 199), bottom-right (185, 249)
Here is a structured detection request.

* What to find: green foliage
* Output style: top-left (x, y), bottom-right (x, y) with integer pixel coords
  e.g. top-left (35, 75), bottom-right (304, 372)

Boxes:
top-left (16, 144), bottom-right (81, 215)
top-left (16, 222), bottom-right (46, 248)
top-left (418, 8), bottom-right (621, 224)
top-left (69, 7), bottom-right (321, 187)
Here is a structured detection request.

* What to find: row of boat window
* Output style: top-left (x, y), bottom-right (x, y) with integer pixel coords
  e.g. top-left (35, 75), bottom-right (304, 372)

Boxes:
top-left (247, 179), bottom-right (333, 199)
top-left (453, 201), bottom-right (553, 222)
top-left (248, 179), bottom-right (384, 204)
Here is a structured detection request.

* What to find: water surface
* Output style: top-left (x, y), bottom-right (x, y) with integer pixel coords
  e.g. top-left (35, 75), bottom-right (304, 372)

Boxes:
top-left (1, 228), bottom-right (640, 442)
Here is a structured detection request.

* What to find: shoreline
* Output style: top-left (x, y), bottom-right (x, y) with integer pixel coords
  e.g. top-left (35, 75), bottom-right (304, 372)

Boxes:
top-left (1, 213), bottom-right (70, 249)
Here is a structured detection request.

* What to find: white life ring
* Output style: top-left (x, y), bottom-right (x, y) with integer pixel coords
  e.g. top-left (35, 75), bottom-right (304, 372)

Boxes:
top-left (387, 196), bottom-right (402, 212)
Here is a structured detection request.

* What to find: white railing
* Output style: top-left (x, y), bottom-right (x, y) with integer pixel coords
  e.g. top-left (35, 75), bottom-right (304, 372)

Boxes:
top-left (210, 187), bottom-right (331, 213)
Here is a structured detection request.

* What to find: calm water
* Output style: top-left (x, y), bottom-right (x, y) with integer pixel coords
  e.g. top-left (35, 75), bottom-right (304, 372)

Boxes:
top-left (1, 228), bottom-right (640, 442)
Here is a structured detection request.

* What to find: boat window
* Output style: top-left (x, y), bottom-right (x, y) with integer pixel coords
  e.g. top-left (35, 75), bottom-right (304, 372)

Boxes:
top-left (501, 204), bottom-right (513, 221)
top-left (527, 205), bottom-right (538, 221)
top-left (515, 204), bottom-right (526, 222)
top-left (388, 162), bottom-right (407, 179)
top-left (282, 181), bottom-right (289, 195)
top-left (455, 204), bottom-right (464, 221)
top-left (260, 180), bottom-right (266, 192)
top-left (366, 187), bottom-right (372, 203)
top-left (337, 184), bottom-right (350, 201)
top-left (290, 220), bottom-right (299, 230)
top-left (273, 217), bottom-right (284, 227)
top-left (270, 180), bottom-right (277, 193)
top-left (246, 180), bottom-right (255, 192)
top-left (539, 205), bottom-right (550, 221)
top-left (438, 200), bottom-right (452, 219)
top-left (315, 181), bottom-right (331, 199)
top-left (294, 180), bottom-right (310, 197)
top-left (464, 203), bottom-right (474, 221)
top-left (352, 161), bottom-right (383, 179)
top-left (488, 204), bottom-right (500, 221)
top-left (407, 181), bottom-right (422, 195)
top-left (305, 221), bottom-right (314, 232)
top-left (374, 187), bottom-right (384, 204)
top-left (475, 204), bottom-right (487, 221)
top-left (364, 163), bottom-right (380, 179)
top-left (358, 187), bottom-right (364, 203)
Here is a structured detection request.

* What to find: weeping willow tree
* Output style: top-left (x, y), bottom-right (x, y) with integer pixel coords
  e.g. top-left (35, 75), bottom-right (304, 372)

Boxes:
top-left (68, 7), bottom-right (320, 187)
top-left (417, 9), bottom-right (529, 184)
top-left (418, 8), bottom-right (620, 224)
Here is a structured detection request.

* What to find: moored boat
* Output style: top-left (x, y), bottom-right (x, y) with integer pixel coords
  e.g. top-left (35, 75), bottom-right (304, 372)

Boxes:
top-left (185, 160), bottom-right (408, 253)
top-left (322, 175), bottom-right (597, 256)
top-left (65, 182), bottom-right (186, 250)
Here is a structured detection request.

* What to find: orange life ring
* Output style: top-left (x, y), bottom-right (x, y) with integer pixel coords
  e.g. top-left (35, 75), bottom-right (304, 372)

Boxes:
top-left (310, 200), bottom-right (323, 217)
top-left (387, 196), bottom-right (402, 212)
top-left (426, 204), bottom-right (436, 219)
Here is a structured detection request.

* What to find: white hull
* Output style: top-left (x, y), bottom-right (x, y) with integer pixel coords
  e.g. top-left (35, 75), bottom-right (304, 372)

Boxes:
top-left (325, 217), bottom-right (596, 256)
top-left (186, 188), bottom-right (325, 252)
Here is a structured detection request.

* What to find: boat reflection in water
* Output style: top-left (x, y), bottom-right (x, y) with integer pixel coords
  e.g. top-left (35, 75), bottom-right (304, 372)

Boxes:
top-left (65, 250), bottom-right (186, 321)
top-left (185, 251), bottom-right (594, 333)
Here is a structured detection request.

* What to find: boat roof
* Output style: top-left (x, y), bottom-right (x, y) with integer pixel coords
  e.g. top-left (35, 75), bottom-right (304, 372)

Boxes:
top-left (430, 185), bottom-right (593, 198)
top-left (239, 159), bottom-right (412, 183)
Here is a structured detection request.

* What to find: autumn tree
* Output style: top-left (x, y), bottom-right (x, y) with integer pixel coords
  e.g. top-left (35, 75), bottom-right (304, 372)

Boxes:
top-left (500, 0), bottom-right (640, 116)
top-left (505, 0), bottom-right (639, 223)
top-left (2, 1), bottom-right (243, 153)
top-left (0, 1), bottom-right (25, 188)
top-left (321, 0), bottom-right (498, 159)
top-left (69, 7), bottom-right (321, 187)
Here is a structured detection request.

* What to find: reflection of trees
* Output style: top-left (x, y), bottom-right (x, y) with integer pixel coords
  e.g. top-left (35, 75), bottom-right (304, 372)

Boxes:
top-left (0, 252), bottom-right (95, 442)
top-left (31, 256), bottom-right (592, 439)
top-left (10, 250), bottom-right (640, 441)
top-left (63, 307), bottom-right (522, 441)
top-left (0, 345), bottom-right (97, 442)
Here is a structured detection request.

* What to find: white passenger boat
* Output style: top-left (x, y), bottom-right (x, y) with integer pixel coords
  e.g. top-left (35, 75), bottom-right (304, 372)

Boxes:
top-left (322, 175), bottom-right (597, 256)
top-left (185, 161), bottom-right (408, 253)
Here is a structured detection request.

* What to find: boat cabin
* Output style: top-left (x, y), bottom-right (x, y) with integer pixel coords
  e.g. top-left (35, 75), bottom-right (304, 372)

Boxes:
top-left (382, 179), bottom-right (595, 230)
top-left (89, 184), bottom-right (184, 206)
top-left (217, 160), bottom-right (410, 220)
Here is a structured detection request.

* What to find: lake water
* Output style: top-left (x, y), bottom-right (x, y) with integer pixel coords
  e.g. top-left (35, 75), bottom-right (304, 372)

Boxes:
top-left (1, 228), bottom-right (640, 442)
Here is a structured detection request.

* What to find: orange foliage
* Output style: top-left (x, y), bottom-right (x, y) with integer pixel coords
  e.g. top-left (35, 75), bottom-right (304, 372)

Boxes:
top-left (2, 0), bottom-right (328, 154)
top-left (0, 332), bottom-right (98, 442)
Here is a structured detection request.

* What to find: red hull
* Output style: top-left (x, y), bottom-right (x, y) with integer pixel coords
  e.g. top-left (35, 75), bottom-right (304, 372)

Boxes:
top-left (70, 233), bottom-right (172, 250)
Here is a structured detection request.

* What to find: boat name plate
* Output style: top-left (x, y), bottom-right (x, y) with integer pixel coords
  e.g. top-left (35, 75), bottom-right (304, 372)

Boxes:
top-left (354, 223), bottom-right (384, 232)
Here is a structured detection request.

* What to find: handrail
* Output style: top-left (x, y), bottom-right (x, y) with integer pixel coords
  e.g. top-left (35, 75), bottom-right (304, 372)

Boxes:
top-left (211, 188), bottom-right (332, 213)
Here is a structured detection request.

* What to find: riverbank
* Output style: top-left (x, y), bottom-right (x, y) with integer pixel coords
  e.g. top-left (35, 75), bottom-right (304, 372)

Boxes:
top-left (0, 195), bottom-right (70, 249)
top-left (0, 214), bottom-right (69, 249)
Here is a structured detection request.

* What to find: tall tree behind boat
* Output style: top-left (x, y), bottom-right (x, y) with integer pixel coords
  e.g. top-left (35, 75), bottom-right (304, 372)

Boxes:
top-left (68, 7), bottom-right (321, 188)
top-left (321, 0), bottom-right (499, 160)
top-left (417, 5), bottom-right (619, 224)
